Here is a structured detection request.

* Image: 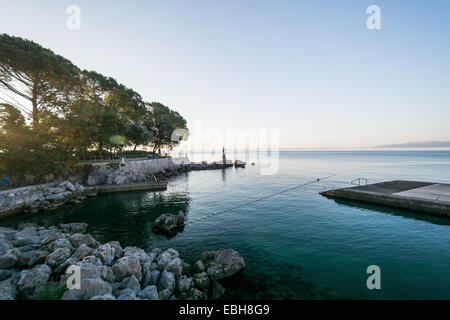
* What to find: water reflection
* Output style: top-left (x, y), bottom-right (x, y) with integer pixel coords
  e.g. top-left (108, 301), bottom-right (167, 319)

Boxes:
top-left (0, 188), bottom-right (192, 249)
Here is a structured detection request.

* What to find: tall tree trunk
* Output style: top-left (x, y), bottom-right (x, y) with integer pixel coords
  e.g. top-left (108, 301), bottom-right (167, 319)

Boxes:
top-left (134, 144), bottom-right (138, 151)
top-left (31, 83), bottom-right (39, 127)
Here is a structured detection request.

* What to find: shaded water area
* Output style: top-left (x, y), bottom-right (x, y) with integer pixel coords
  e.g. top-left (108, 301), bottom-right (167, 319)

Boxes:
top-left (1, 150), bottom-right (450, 299)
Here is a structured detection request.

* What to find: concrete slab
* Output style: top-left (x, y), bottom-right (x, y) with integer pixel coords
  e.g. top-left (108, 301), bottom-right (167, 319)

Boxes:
top-left (97, 181), bottom-right (167, 194)
top-left (394, 184), bottom-right (450, 204)
top-left (320, 180), bottom-right (450, 218)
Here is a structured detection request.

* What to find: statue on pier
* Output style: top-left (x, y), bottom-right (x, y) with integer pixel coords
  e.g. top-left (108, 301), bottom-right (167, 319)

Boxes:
top-left (222, 147), bottom-right (226, 165)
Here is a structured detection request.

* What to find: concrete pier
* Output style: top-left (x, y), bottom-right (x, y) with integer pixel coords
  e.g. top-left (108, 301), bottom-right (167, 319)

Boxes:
top-left (97, 181), bottom-right (168, 194)
top-left (320, 180), bottom-right (450, 218)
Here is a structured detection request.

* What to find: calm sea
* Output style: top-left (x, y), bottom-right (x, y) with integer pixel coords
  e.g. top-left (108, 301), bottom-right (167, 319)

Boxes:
top-left (2, 150), bottom-right (450, 299)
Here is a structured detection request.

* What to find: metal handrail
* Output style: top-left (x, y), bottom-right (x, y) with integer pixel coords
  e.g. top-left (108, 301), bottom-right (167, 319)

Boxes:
top-left (351, 178), bottom-right (368, 186)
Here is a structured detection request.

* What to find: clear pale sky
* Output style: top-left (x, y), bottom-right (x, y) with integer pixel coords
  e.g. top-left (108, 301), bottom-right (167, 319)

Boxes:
top-left (1, 0), bottom-right (449, 149)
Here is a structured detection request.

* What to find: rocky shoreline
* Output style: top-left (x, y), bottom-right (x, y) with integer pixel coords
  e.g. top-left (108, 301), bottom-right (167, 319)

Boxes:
top-left (0, 223), bottom-right (245, 300)
top-left (0, 159), bottom-right (191, 218)
top-left (0, 181), bottom-right (88, 218)
top-left (0, 157), bottom-right (243, 219)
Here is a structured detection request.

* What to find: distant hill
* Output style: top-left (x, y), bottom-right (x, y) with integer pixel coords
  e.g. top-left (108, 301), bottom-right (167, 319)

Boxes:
top-left (375, 141), bottom-right (450, 148)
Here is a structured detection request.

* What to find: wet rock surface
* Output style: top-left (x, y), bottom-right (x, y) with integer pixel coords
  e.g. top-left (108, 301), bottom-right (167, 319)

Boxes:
top-left (152, 212), bottom-right (185, 236)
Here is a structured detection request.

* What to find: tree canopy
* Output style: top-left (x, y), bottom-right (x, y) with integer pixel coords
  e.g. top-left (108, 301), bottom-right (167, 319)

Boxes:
top-left (0, 34), bottom-right (188, 182)
top-left (0, 34), bottom-right (80, 125)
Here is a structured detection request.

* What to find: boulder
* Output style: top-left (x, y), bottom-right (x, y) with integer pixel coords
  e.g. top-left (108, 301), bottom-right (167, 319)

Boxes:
top-left (200, 249), bottom-right (245, 280)
top-left (75, 261), bottom-right (102, 280)
top-left (81, 255), bottom-right (103, 266)
top-left (143, 269), bottom-right (161, 287)
top-left (0, 270), bottom-right (12, 281)
top-left (158, 269), bottom-right (175, 292)
top-left (149, 262), bottom-right (158, 271)
top-left (0, 253), bottom-right (18, 269)
top-left (63, 276), bottom-right (112, 300)
top-left (0, 227), bottom-right (16, 240)
top-left (149, 248), bottom-right (162, 260)
top-left (59, 223), bottom-right (88, 234)
top-left (41, 232), bottom-right (67, 247)
top-left (117, 288), bottom-right (137, 300)
top-left (112, 256), bottom-right (142, 282)
top-left (70, 233), bottom-right (100, 249)
top-left (157, 251), bottom-right (172, 270)
top-left (48, 238), bottom-right (74, 252)
top-left (193, 272), bottom-right (209, 290)
top-left (11, 248), bottom-right (49, 268)
top-left (192, 260), bottom-right (205, 274)
top-left (121, 275), bottom-right (141, 294)
top-left (159, 288), bottom-right (172, 300)
top-left (156, 248), bottom-right (179, 271)
top-left (105, 241), bottom-right (123, 259)
top-left (94, 244), bottom-right (116, 266)
top-left (152, 212), bottom-right (185, 236)
top-left (80, 278), bottom-right (112, 300)
top-left (0, 238), bottom-right (13, 256)
top-left (0, 276), bottom-right (18, 300)
top-left (12, 228), bottom-right (40, 247)
top-left (91, 294), bottom-right (116, 300)
top-left (61, 289), bottom-right (82, 300)
top-left (17, 264), bottom-right (52, 299)
top-left (86, 167), bottom-right (113, 186)
top-left (72, 244), bottom-right (94, 261)
top-left (55, 257), bottom-right (79, 275)
top-left (99, 266), bottom-right (115, 283)
top-left (166, 258), bottom-right (183, 275)
top-left (46, 247), bottom-right (71, 268)
top-left (123, 246), bottom-right (151, 266)
top-left (138, 285), bottom-right (159, 300)
top-left (177, 275), bottom-right (193, 293)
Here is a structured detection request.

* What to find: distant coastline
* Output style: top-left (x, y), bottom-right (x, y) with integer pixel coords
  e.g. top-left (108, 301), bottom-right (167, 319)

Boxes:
top-left (374, 141), bottom-right (450, 148)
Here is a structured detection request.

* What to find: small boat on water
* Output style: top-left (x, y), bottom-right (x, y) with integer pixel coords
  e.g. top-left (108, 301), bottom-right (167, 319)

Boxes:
top-left (234, 160), bottom-right (246, 168)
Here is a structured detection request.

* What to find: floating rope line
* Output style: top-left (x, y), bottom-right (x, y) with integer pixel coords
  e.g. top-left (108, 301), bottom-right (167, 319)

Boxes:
top-left (186, 166), bottom-right (363, 225)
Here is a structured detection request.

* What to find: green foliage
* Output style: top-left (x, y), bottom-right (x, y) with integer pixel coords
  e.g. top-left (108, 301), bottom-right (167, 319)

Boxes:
top-left (144, 102), bottom-right (188, 154)
top-left (126, 122), bottom-right (152, 150)
top-left (0, 33), bottom-right (80, 125)
top-left (0, 104), bottom-right (74, 179)
top-left (0, 34), bottom-right (188, 182)
top-left (34, 282), bottom-right (68, 301)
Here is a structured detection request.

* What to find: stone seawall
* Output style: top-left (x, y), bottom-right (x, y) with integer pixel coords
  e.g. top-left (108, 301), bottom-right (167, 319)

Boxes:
top-left (86, 157), bottom-right (191, 186)
top-left (0, 158), bottom-right (191, 218)
top-left (0, 182), bottom-right (86, 219)
top-left (123, 157), bottom-right (191, 175)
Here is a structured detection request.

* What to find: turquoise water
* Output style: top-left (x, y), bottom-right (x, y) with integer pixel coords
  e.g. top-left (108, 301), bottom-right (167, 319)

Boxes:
top-left (2, 150), bottom-right (450, 299)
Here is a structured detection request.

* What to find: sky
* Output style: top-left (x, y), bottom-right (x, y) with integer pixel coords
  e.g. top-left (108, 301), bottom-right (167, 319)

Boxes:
top-left (1, 0), bottom-right (450, 149)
